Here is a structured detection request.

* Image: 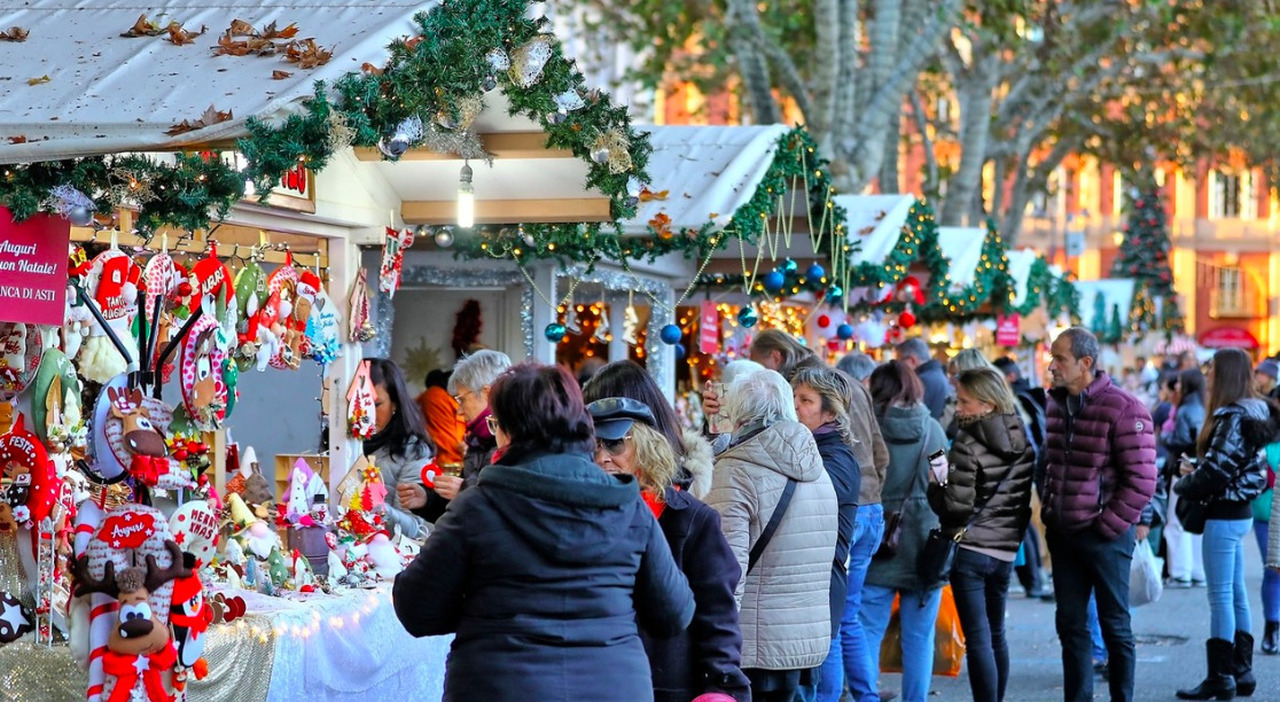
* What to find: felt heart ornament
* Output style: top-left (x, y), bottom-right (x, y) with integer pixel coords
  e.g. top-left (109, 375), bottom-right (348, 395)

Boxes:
top-left (0, 322), bottom-right (42, 400)
top-left (232, 261), bottom-right (267, 371)
top-left (143, 252), bottom-right (180, 299)
top-left (0, 591), bottom-right (34, 643)
top-left (179, 315), bottom-right (229, 430)
top-left (90, 374), bottom-right (174, 482)
top-left (265, 265), bottom-right (301, 370)
top-left (0, 414), bottom-right (56, 529)
top-left (168, 500), bottom-right (219, 568)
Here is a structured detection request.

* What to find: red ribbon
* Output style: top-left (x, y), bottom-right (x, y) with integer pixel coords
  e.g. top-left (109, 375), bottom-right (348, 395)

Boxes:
top-left (129, 455), bottom-right (170, 486)
top-left (102, 645), bottom-right (177, 702)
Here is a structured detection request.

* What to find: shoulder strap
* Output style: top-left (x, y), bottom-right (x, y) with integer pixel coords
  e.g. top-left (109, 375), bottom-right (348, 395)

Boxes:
top-left (748, 478), bottom-right (797, 573)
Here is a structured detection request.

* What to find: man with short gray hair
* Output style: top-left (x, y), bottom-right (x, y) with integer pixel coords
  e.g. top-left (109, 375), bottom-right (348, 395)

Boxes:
top-left (836, 352), bottom-right (876, 383)
top-left (894, 337), bottom-right (951, 420)
top-left (1043, 327), bottom-right (1157, 702)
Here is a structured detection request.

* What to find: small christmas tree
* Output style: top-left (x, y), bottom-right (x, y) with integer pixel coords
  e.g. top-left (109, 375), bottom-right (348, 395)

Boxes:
top-left (1111, 170), bottom-right (1182, 336)
top-left (1108, 303), bottom-right (1123, 344)
top-left (1091, 291), bottom-right (1108, 335)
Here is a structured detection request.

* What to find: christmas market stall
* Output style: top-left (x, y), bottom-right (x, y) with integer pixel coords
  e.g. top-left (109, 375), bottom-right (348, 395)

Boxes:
top-left (0, 0), bottom-right (654, 699)
top-left (1072, 278), bottom-right (1138, 372)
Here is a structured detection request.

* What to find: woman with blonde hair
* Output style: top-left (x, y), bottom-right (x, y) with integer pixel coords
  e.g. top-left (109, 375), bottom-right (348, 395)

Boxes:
top-left (791, 366), bottom-right (863, 702)
top-left (588, 397), bottom-right (750, 702)
top-left (927, 368), bottom-right (1034, 702)
top-left (948, 348), bottom-right (997, 379)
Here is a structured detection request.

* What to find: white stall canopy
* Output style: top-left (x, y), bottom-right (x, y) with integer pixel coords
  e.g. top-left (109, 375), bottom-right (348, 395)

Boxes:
top-left (618, 125), bottom-right (791, 235)
top-left (1005, 249), bottom-right (1039, 308)
top-left (935, 227), bottom-right (986, 290)
top-left (1074, 278), bottom-right (1137, 320)
top-left (838, 194), bottom-right (917, 266)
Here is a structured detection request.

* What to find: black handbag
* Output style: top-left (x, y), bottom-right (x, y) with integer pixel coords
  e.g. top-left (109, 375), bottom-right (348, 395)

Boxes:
top-left (919, 459), bottom-right (1017, 584)
top-left (1175, 494), bottom-right (1209, 535)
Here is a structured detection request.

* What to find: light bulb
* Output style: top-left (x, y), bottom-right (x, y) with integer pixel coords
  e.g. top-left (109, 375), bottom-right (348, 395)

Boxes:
top-left (457, 162), bottom-right (474, 229)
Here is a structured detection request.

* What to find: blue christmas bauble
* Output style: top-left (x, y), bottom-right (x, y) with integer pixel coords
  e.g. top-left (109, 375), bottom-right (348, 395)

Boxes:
top-left (544, 323), bottom-right (567, 343)
top-left (806, 263), bottom-right (826, 280)
top-left (836, 323), bottom-right (854, 340)
top-left (737, 307), bottom-right (759, 328)
top-left (659, 324), bottom-right (682, 345)
top-left (763, 270), bottom-right (786, 293)
top-left (783, 259), bottom-right (798, 274)
top-left (826, 285), bottom-right (844, 302)
top-left (674, 343), bottom-right (687, 360)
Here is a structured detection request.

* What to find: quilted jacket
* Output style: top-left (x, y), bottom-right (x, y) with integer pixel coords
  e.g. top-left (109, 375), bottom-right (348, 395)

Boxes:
top-left (928, 412), bottom-right (1035, 554)
top-left (1175, 398), bottom-right (1279, 520)
top-left (1043, 372), bottom-right (1158, 540)
top-left (849, 380), bottom-right (890, 505)
top-left (706, 420), bottom-right (837, 671)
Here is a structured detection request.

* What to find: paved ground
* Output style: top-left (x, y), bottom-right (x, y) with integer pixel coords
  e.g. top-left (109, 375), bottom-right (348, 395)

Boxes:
top-left (873, 537), bottom-right (1280, 701)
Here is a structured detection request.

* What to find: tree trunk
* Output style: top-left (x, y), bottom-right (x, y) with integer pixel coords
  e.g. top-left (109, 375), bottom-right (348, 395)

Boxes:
top-left (909, 90), bottom-right (939, 201)
top-left (879, 106), bottom-right (901, 193)
top-left (726, 0), bottom-right (779, 124)
top-left (941, 49), bottom-right (998, 226)
top-left (810, 0), bottom-right (840, 136)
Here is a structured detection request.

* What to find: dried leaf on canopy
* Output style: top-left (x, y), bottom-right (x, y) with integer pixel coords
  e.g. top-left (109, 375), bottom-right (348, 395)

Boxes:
top-left (0, 26), bottom-right (29, 42)
top-left (7, 135), bottom-right (27, 144)
top-left (271, 70), bottom-right (292, 80)
top-left (120, 13), bottom-right (163, 37)
top-left (165, 22), bottom-right (207, 46)
top-left (165, 105), bottom-right (233, 136)
top-left (27, 75), bottom-right (50, 86)
top-left (283, 39), bottom-right (332, 68)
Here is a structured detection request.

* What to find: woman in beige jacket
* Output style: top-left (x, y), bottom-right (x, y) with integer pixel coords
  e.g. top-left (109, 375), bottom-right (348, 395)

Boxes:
top-left (707, 368), bottom-right (838, 702)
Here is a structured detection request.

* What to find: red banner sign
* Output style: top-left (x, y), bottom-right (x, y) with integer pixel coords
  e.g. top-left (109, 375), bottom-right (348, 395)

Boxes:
top-left (996, 313), bottom-right (1021, 347)
top-left (1198, 326), bottom-right (1259, 350)
top-left (699, 301), bottom-right (719, 355)
top-left (0, 207), bottom-right (69, 325)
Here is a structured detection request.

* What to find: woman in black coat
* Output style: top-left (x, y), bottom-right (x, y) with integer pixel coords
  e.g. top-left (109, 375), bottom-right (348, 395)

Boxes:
top-left (587, 396), bottom-right (751, 702)
top-left (393, 364), bottom-right (695, 702)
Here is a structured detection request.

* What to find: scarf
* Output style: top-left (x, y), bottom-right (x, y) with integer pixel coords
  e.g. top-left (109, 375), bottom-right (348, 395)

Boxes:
top-left (102, 644), bottom-right (178, 702)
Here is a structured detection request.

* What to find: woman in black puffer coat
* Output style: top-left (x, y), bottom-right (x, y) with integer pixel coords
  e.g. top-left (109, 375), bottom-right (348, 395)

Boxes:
top-left (927, 368), bottom-right (1034, 702)
top-left (1174, 348), bottom-right (1280, 700)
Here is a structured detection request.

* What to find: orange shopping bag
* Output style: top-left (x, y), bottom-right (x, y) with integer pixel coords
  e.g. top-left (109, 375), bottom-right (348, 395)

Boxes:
top-left (879, 585), bottom-right (966, 677)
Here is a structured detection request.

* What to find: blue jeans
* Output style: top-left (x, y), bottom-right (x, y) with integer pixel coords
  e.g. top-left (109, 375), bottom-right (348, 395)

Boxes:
top-left (825, 503), bottom-right (884, 702)
top-left (1087, 594), bottom-right (1106, 663)
top-left (1204, 518), bottom-right (1252, 640)
top-left (859, 585), bottom-right (942, 702)
top-left (1046, 525), bottom-right (1137, 702)
top-left (950, 549), bottom-right (1014, 702)
top-left (1254, 520), bottom-right (1280, 623)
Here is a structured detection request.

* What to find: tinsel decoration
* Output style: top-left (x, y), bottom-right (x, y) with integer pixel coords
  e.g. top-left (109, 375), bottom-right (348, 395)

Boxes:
top-left (508, 36), bottom-right (554, 87)
top-left (485, 48), bottom-right (511, 71)
top-left (46, 184), bottom-right (95, 218)
top-left (421, 124), bottom-right (490, 163)
top-left (326, 111), bottom-right (355, 153)
top-left (590, 129), bottom-right (634, 174)
top-left (553, 90), bottom-right (585, 112)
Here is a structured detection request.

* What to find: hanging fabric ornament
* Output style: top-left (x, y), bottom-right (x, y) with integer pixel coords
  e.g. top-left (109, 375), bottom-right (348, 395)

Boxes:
top-left (265, 265), bottom-right (305, 370)
top-left (179, 315), bottom-right (230, 431)
top-left (79, 250), bottom-right (141, 384)
top-left (593, 306), bottom-right (611, 344)
top-left (89, 375), bottom-right (178, 485)
top-left (347, 361), bottom-right (376, 440)
top-left (0, 322), bottom-right (41, 400)
top-left (563, 305), bottom-right (582, 335)
top-left (544, 323), bottom-right (567, 343)
top-left (507, 36), bottom-right (553, 87)
top-left (29, 348), bottom-right (85, 453)
top-left (190, 251), bottom-right (236, 335)
top-left (0, 592), bottom-right (34, 643)
top-left (348, 269), bottom-right (375, 343)
top-left (306, 285), bottom-right (342, 366)
top-left (737, 307), bottom-right (759, 329)
top-left (143, 252), bottom-right (180, 300)
top-left (232, 259), bottom-right (268, 372)
top-left (379, 227), bottom-right (414, 298)
top-left (622, 305), bottom-right (640, 345)
top-left (0, 414), bottom-right (57, 532)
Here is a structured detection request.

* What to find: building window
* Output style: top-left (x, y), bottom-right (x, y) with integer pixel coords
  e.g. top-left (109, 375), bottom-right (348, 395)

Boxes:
top-left (1205, 262), bottom-right (1262, 318)
top-left (1210, 170), bottom-right (1243, 219)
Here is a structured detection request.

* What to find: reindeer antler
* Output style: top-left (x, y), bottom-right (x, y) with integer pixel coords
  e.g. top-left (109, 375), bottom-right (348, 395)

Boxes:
top-left (71, 555), bottom-right (120, 599)
top-left (143, 541), bottom-right (193, 594)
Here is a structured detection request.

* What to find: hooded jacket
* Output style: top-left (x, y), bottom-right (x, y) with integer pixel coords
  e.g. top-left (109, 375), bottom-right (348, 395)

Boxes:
top-left (928, 412), bottom-right (1035, 555)
top-left (813, 428), bottom-right (860, 637)
top-left (393, 447), bottom-right (695, 702)
top-left (680, 428), bottom-right (716, 500)
top-left (706, 420), bottom-right (837, 671)
top-left (1175, 397), bottom-right (1280, 520)
top-left (1043, 372), bottom-right (1158, 540)
top-left (866, 404), bottom-right (947, 592)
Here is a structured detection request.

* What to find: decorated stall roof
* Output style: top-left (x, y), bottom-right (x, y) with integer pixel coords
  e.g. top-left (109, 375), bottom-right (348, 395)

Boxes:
top-left (0, 0), bottom-right (649, 232)
top-left (1005, 249), bottom-right (1039, 308)
top-left (839, 194), bottom-right (917, 267)
top-left (619, 125), bottom-right (791, 235)
top-left (935, 227), bottom-right (985, 291)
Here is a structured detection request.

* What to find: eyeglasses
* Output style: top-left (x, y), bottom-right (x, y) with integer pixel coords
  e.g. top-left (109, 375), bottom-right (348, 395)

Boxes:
top-left (453, 389), bottom-right (473, 405)
top-left (596, 435), bottom-right (631, 456)
top-left (485, 415), bottom-right (500, 434)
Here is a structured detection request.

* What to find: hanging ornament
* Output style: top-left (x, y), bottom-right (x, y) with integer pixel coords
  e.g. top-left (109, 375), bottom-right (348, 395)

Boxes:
top-left (547, 109), bottom-right (568, 126)
top-left (898, 309), bottom-right (917, 329)
top-left (674, 343), bottom-right (686, 360)
top-left (837, 323), bottom-right (854, 340)
top-left (659, 324), bottom-right (682, 345)
top-left (48, 184), bottom-right (95, 225)
top-left (590, 146), bottom-right (611, 164)
top-left (564, 306), bottom-right (582, 334)
top-left (482, 75), bottom-right (498, 92)
top-left (593, 306), bottom-right (611, 343)
top-left (552, 90), bottom-right (585, 112)
top-left (806, 263), bottom-right (826, 280)
top-left (544, 323), bottom-right (567, 343)
top-left (816, 315), bottom-right (831, 329)
top-left (347, 360), bottom-right (377, 440)
top-left (827, 339), bottom-right (841, 352)
top-left (379, 226), bottom-right (414, 298)
top-left (434, 226), bottom-right (455, 248)
top-left (588, 129), bottom-right (634, 174)
top-left (737, 307), bottom-right (759, 328)
top-left (782, 259), bottom-right (798, 274)
top-left (520, 225), bottom-right (536, 248)
top-left (508, 36), bottom-right (553, 87)
top-left (762, 270), bottom-right (786, 294)
top-left (622, 305), bottom-right (640, 345)
top-left (624, 177), bottom-right (643, 208)
top-left (895, 275), bottom-right (925, 305)
top-left (826, 285), bottom-right (844, 302)
top-left (349, 271), bottom-right (375, 344)
top-left (377, 115), bottom-right (424, 160)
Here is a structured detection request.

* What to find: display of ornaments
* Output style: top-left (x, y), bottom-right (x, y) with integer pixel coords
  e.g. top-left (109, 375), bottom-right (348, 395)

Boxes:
top-left (659, 324), bottom-right (682, 345)
top-left (782, 259), bottom-right (797, 274)
top-left (837, 323), bottom-right (854, 340)
top-left (826, 285), bottom-right (843, 302)
top-left (0, 592), bottom-right (33, 643)
top-left (762, 271), bottom-right (786, 294)
top-left (898, 309), bottom-right (917, 329)
top-left (737, 307), bottom-right (758, 328)
top-left (806, 263), bottom-right (825, 280)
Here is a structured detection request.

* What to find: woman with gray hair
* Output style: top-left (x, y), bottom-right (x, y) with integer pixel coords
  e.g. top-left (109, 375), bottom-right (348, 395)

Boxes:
top-left (837, 352), bottom-right (877, 384)
top-left (400, 349), bottom-right (512, 523)
top-left (706, 368), bottom-right (838, 701)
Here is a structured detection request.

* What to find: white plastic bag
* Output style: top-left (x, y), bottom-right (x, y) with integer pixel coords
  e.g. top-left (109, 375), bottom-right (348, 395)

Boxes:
top-left (1130, 539), bottom-right (1164, 607)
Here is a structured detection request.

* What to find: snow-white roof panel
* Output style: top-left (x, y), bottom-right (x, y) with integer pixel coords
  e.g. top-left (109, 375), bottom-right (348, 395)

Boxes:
top-left (837, 194), bottom-right (916, 265)
top-left (1074, 279), bottom-right (1136, 321)
top-left (1005, 249), bottom-right (1038, 308)
top-left (0, 0), bottom-right (431, 163)
top-left (619, 125), bottom-right (791, 235)
top-left (936, 226), bottom-right (985, 290)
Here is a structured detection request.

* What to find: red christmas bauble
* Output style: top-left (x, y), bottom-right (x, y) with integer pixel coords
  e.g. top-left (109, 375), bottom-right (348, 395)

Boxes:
top-left (827, 339), bottom-right (841, 352)
top-left (898, 310), bottom-right (917, 328)
top-left (817, 315), bottom-right (831, 328)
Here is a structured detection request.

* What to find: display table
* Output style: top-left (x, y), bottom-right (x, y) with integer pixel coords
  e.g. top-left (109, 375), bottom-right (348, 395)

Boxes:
top-left (0, 585), bottom-right (451, 702)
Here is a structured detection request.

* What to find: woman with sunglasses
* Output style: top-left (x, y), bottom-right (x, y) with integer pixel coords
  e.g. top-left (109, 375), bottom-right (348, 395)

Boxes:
top-left (394, 363), bottom-right (694, 701)
top-left (587, 396), bottom-right (750, 702)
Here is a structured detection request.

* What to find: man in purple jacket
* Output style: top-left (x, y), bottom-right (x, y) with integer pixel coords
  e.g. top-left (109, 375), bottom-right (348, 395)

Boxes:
top-left (1043, 327), bottom-right (1157, 702)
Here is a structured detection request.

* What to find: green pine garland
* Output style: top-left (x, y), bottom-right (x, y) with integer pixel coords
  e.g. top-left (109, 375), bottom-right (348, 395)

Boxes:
top-left (452, 127), bottom-right (846, 271)
top-left (0, 0), bottom-right (648, 234)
